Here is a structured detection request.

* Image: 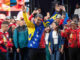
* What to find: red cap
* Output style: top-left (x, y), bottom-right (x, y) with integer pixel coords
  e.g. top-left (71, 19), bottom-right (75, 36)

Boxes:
top-left (67, 19), bottom-right (71, 22)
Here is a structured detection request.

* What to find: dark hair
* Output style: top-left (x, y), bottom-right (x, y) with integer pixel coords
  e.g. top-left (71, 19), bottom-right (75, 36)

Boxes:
top-left (53, 22), bottom-right (61, 34)
top-left (54, 22), bottom-right (59, 26)
top-left (72, 14), bottom-right (79, 20)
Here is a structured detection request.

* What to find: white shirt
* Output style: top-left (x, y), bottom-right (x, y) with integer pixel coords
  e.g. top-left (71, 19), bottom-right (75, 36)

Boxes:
top-left (52, 31), bottom-right (58, 44)
top-left (74, 8), bottom-right (80, 18)
top-left (45, 33), bottom-right (49, 45)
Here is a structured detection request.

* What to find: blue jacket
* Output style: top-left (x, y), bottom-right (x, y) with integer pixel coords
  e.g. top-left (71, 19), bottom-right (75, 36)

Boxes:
top-left (63, 13), bottom-right (69, 25)
top-left (48, 30), bottom-right (64, 52)
top-left (13, 26), bottom-right (28, 48)
top-left (23, 11), bottom-right (59, 48)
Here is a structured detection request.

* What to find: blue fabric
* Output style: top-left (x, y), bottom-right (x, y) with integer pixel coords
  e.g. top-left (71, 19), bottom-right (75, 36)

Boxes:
top-left (10, 0), bottom-right (16, 3)
top-left (27, 12), bottom-right (60, 48)
top-left (13, 28), bottom-right (28, 48)
top-left (27, 18), bottom-right (55, 48)
top-left (51, 50), bottom-right (60, 60)
top-left (48, 30), bottom-right (64, 52)
top-left (63, 13), bottom-right (69, 25)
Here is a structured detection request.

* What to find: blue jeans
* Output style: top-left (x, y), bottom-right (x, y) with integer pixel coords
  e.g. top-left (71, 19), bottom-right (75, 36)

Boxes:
top-left (51, 50), bottom-right (60, 60)
top-left (14, 52), bottom-right (21, 60)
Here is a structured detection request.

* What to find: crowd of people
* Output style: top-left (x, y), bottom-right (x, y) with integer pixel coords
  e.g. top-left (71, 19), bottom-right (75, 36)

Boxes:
top-left (0, 2), bottom-right (80, 60)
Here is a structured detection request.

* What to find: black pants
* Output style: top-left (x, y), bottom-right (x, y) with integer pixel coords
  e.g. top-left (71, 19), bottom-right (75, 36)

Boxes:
top-left (27, 48), bottom-right (46, 60)
top-left (0, 52), bottom-right (7, 60)
top-left (20, 47), bottom-right (28, 60)
top-left (69, 48), bottom-right (80, 60)
top-left (64, 48), bottom-right (69, 60)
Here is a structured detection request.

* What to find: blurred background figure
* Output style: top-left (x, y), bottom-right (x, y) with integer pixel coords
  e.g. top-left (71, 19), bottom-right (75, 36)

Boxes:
top-left (74, 3), bottom-right (80, 20)
top-left (0, 0), bottom-right (10, 11)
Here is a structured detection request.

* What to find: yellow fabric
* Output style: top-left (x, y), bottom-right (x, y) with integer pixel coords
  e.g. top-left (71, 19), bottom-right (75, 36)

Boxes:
top-left (43, 21), bottom-right (50, 27)
top-left (23, 12), bottom-right (35, 40)
top-left (50, 14), bottom-right (58, 20)
top-left (49, 42), bottom-right (51, 47)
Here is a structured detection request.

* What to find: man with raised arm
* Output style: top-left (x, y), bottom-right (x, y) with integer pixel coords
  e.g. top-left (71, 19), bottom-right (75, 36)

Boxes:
top-left (22, 5), bottom-right (59, 60)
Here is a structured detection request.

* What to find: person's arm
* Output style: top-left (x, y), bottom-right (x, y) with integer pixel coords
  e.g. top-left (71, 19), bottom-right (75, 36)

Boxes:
top-left (59, 35), bottom-right (64, 54)
top-left (43, 13), bottom-right (57, 27)
top-left (63, 13), bottom-right (69, 25)
top-left (62, 6), bottom-right (69, 25)
top-left (61, 30), bottom-right (65, 37)
top-left (22, 5), bottom-right (36, 41)
top-left (29, 10), bottom-right (37, 20)
top-left (29, 14), bottom-right (34, 20)
top-left (48, 32), bottom-right (52, 55)
top-left (13, 29), bottom-right (18, 49)
top-left (22, 5), bottom-right (34, 27)
top-left (0, 34), bottom-right (4, 45)
top-left (13, 29), bottom-right (20, 53)
top-left (48, 32), bottom-right (51, 47)
top-left (74, 9), bottom-right (77, 14)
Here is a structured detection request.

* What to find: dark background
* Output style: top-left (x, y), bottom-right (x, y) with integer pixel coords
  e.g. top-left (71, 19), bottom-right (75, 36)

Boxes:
top-left (30, 0), bottom-right (80, 17)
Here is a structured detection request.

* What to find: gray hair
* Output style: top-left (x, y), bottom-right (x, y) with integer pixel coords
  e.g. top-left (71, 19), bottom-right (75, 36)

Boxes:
top-left (35, 14), bottom-right (43, 19)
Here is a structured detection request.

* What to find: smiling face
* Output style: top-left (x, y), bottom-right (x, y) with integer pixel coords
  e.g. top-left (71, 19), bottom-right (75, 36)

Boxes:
top-left (52, 22), bottom-right (58, 30)
top-left (35, 17), bottom-right (42, 26)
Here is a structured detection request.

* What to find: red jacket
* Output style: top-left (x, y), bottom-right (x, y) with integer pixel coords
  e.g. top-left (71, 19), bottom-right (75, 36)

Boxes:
top-left (61, 28), bottom-right (71, 48)
top-left (29, 14), bottom-right (34, 20)
top-left (0, 31), bottom-right (13, 52)
top-left (68, 29), bottom-right (78, 48)
top-left (77, 28), bottom-right (80, 48)
top-left (39, 32), bottom-right (46, 48)
top-left (59, 19), bottom-right (64, 25)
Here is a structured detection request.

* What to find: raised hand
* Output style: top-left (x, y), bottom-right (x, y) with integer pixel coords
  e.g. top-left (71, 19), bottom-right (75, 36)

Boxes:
top-left (62, 6), bottom-right (66, 11)
top-left (22, 5), bottom-right (26, 13)
top-left (47, 12), bottom-right (50, 18)
top-left (55, 5), bottom-right (60, 12)
top-left (17, 48), bottom-right (20, 53)
top-left (32, 10), bottom-right (37, 15)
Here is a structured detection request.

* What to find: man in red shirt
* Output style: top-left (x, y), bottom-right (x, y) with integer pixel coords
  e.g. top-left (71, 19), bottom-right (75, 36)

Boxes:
top-left (77, 21), bottom-right (80, 48)
top-left (68, 21), bottom-right (80, 60)
top-left (0, 21), bottom-right (13, 60)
